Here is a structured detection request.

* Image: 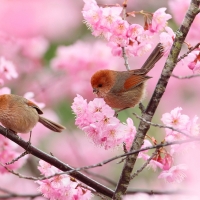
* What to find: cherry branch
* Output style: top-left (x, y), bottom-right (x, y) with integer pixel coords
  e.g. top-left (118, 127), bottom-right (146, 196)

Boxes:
top-left (1, 126), bottom-right (199, 199)
top-left (0, 125), bottom-right (114, 198)
top-left (113, 0), bottom-right (200, 199)
top-left (2, 135), bottom-right (199, 183)
top-left (132, 112), bottom-right (197, 139)
top-left (171, 42), bottom-right (200, 80)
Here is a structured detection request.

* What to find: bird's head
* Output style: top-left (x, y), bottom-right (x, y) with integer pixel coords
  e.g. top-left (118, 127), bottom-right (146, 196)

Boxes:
top-left (91, 70), bottom-right (113, 97)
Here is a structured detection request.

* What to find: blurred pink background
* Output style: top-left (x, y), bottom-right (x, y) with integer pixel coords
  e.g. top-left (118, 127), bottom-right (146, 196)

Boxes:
top-left (0, 0), bottom-right (200, 199)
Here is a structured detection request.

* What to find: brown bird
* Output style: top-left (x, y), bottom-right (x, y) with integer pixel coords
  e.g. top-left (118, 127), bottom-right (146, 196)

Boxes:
top-left (91, 43), bottom-right (164, 110)
top-left (0, 94), bottom-right (65, 133)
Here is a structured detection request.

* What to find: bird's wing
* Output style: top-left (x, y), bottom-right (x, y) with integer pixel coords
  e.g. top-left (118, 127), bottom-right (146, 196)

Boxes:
top-left (124, 75), bottom-right (151, 90)
top-left (26, 100), bottom-right (43, 114)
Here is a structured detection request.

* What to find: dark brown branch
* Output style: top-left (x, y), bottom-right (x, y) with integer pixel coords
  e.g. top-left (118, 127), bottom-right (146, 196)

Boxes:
top-left (11, 138), bottom-right (200, 178)
top-left (1, 128), bottom-right (199, 183)
top-left (1, 128), bottom-right (200, 200)
top-left (0, 126), bottom-right (114, 198)
top-left (113, 0), bottom-right (200, 199)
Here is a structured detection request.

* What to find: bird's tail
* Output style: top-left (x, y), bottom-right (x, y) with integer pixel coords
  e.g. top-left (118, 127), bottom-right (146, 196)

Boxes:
top-left (139, 43), bottom-right (164, 74)
top-left (39, 116), bottom-right (66, 132)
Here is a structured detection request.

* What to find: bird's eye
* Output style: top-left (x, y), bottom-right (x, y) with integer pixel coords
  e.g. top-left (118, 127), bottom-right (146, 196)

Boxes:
top-left (98, 84), bottom-right (103, 87)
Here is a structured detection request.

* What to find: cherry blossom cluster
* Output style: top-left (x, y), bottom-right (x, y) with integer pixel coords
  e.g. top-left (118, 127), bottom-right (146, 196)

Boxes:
top-left (157, 107), bottom-right (200, 183)
top-left (161, 107), bottom-right (200, 142)
top-left (0, 135), bottom-right (27, 173)
top-left (137, 137), bottom-right (187, 183)
top-left (72, 99), bottom-right (198, 183)
top-left (130, 107), bottom-right (199, 183)
top-left (71, 94), bottom-right (136, 150)
top-left (82, 0), bottom-right (171, 57)
top-left (36, 160), bottom-right (92, 200)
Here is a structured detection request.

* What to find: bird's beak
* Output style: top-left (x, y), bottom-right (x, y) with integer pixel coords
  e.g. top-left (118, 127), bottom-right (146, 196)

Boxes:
top-left (93, 88), bottom-right (98, 94)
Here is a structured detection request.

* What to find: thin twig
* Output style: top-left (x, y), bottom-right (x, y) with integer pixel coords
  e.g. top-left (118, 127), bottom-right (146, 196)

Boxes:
top-left (1, 138), bottom-right (199, 183)
top-left (122, 47), bottom-right (130, 71)
top-left (0, 162), bottom-right (41, 180)
top-left (132, 112), bottom-right (196, 139)
top-left (176, 42), bottom-right (200, 63)
top-left (131, 149), bottom-right (158, 179)
top-left (121, 1), bottom-right (130, 71)
top-left (6, 151), bottom-right (29, 165)
top-left (0, 126), bottom-right (114, 198)
top-left (172, 74), bottom-right (200, 79)
top-left (126, 188), bottom-right (197, 195)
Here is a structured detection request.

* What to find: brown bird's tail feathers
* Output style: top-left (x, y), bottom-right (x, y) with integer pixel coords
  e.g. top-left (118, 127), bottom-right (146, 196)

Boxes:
top-left (39, 116), bottom-right (66, 132)
top-left (140, 43), bottom-right (164, 74)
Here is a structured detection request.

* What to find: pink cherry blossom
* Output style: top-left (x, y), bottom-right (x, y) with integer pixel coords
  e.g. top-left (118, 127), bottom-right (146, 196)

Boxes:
top-left (158, 164), bottom-right (188, 183)
top-left (161, 107), bottom-right (189, 129)
top-left (150, 8), bottom-right (172, 33)
top-left (37, 160), bottom-right (59, 177)
top-left (71, 95), bottom-right (88, 116)
top-left (111, 19), bottom-right (129, 37)
top-left (82, 1), bottom-right (103, 37)
top-left (82, 1), bottom-right (171, 58)
top-left (100, 6), bottom-right (123, 39)
top-left (182, 50), bottom-right (200, 73)
top-left (159, 26), bottom-right (175, 55)
top-left (161, 107), bottom-right (190, 143)
top-left (127, 24), bottom-right (144, 39)
top-left (129, 42), bottom-right (152, 57)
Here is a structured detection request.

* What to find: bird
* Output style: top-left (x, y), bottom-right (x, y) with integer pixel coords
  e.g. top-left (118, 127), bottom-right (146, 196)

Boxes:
top-left (91, 43), bottom-right (164, 110)
top-left (0, 94), bottom-right (66, 134)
